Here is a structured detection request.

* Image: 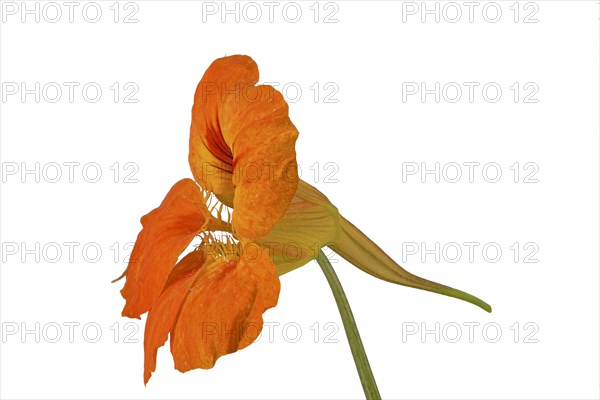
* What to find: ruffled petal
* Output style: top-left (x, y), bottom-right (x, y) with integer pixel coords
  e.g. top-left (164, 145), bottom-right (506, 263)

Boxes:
top-left (189, 55), bottom-right (299, 239)
top-left (120, 179), bottom-right (208, 319)
top-left (189, 55), bottom-right (259, 196)
top-left (170, 242), bottom-right (279, 371)
top-left (225, 85), bottom-right (299, 239)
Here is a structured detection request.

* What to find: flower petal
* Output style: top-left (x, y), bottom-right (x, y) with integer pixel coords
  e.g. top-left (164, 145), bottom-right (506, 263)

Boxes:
top-left (120, 179), bottom-right (208, 319)
top-left (226, 85), bottom-right (299, 239)
top-left (189, 55), bottom-right (259, 196)
top-left (189, 55), bottom-right (299, 239)
top-left (170, 243), bottom-right (280, 372)
top-left (143, 250), bottom-right (205, 384)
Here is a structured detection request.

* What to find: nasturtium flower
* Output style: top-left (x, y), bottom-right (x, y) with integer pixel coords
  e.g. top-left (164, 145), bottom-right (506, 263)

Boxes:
top-left (118, 54), bottom-right (490, 384)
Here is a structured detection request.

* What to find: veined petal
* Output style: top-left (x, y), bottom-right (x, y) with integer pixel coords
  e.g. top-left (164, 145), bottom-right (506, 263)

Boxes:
top-left (256, 179), bottom-right (340, 275)
top-left (120, 179), bottom-right (208, 319)
top-left (256, 180), bottom-right (491, 312)
top-left (170, 242), bottom-right (280, 372)
top-left (189, 55), bottom-right (299, 239)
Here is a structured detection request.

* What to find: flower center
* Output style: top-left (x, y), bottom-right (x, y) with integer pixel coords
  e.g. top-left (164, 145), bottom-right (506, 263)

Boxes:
top-left (198, 231), bottom-right (241, 262)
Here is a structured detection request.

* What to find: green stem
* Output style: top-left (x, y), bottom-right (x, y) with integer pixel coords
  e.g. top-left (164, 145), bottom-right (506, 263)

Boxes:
top-left (316, 249), bottom-right (381, 400)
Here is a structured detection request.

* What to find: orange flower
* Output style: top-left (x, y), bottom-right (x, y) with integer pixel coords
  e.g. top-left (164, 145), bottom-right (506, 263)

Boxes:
top-left (118, 54), bottom-right (490, 384)
top-left (119, 55), bottom-right (303, 383)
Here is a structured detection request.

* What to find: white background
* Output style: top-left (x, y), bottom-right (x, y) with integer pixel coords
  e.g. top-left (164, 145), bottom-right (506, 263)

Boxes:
top-left (1, 1), bottom-right (599, 399)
